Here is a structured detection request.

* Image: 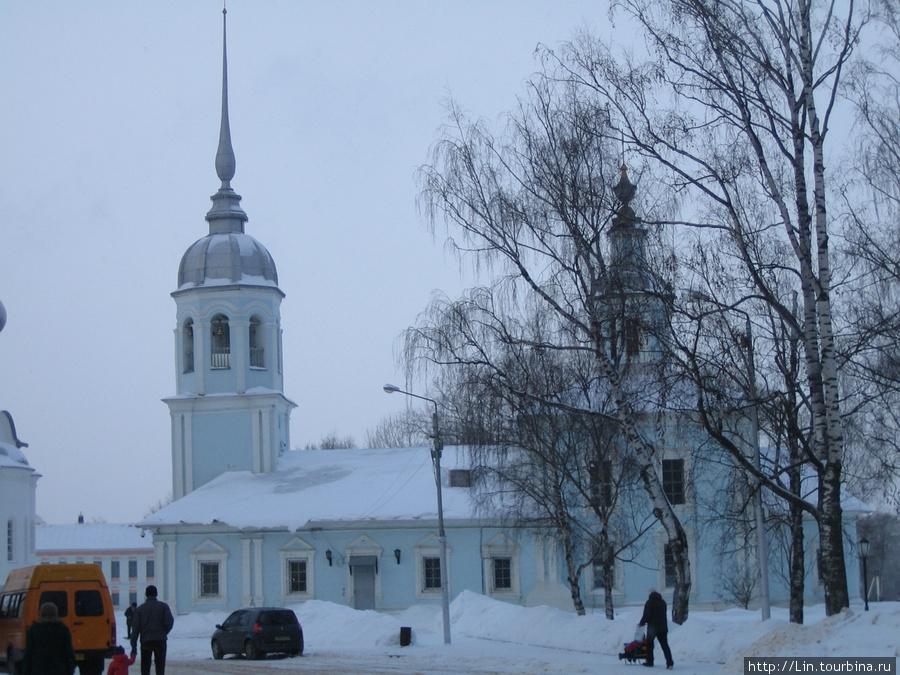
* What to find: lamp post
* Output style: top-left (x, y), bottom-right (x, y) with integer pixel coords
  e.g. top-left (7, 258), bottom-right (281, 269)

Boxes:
top-left (860, 536), bottom-right (870, 611)
top-left (383, 384), bottom-right (451, 645)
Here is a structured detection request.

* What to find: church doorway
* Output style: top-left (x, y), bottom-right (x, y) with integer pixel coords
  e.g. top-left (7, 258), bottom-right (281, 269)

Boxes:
top-left (349, 556), bottom-right (377, 610)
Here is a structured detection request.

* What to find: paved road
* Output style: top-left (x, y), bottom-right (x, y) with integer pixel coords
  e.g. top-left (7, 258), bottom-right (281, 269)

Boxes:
top-left (164, 654), bottom-right (528, 674)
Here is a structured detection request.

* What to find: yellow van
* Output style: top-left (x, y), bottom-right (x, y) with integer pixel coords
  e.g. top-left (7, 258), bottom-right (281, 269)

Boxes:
top-left (0, 564), bottom-right (116, 675)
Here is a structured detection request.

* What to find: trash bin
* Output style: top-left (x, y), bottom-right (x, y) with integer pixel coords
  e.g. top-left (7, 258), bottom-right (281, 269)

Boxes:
top-left (400, 626), bottom-right (412, 647)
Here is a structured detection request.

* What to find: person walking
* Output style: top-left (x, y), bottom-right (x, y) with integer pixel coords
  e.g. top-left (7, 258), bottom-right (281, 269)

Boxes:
top-left (106, 646), bottom-right (136, 675)
top-left (125, 602), bottom-right (137, 639)
top-left (638, 588), bottom-right (674, 669)
top-left (129, 585), bottom-right (174, 675)
top-left (22, 602), bottom-right (76, 675)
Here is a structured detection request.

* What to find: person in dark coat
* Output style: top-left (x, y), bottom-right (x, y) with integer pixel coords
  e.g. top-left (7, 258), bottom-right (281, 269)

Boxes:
top-left (638, 588), bottom-right (674, 669)
top-left (129, 585), bottom-right (175, 675)
top-left (22, 602), bottom-right (76, 675)
top-left (124, 602), bottom-right (137, 639)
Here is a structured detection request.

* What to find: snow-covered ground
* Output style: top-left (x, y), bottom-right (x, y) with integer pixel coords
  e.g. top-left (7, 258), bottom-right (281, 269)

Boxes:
top-left (139, 592), bottom-right (899, 674)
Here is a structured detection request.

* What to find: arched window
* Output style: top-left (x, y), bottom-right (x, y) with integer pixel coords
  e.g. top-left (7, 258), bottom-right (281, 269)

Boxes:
top-left (210, 314), bottom-right (230, 369)
top-left (182, 319), bottom-right (195, 373)
top-left (249, 316), bottom-right (265, 369)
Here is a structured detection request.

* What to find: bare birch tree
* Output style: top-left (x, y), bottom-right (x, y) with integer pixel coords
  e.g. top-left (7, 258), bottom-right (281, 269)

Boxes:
top-left (406, 297), bottom-right (652, 617)
top-left (546, 0), bottom-right (864, 615)
top-left (411, 71), bottom-right (696, 621)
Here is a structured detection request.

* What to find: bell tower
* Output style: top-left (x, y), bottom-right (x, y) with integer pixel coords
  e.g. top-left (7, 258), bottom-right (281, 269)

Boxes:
top-left (164, 8), bottom-right (295, 499)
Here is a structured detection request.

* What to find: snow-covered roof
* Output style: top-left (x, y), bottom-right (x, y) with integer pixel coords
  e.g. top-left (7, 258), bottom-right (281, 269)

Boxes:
top-left (36, 523), bottom-right (152, 553)
top-left (140, 446), bottom-right (480, 531)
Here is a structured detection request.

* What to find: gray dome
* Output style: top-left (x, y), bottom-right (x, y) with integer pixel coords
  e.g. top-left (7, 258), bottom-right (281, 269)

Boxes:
top-left (177, 232), bottom-right (278, 288)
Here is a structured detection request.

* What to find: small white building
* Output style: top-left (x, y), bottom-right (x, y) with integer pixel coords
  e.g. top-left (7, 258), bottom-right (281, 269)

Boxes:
top-left (36, 521), bottom-right (155, 609)
top-left (0, 411), bottom-right (39, 584)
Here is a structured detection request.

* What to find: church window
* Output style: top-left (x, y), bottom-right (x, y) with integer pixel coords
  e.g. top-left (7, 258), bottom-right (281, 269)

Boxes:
top-left (590, 459), bottom-right (614, 509)
top-left (663, 544), bottom-right (677, 588)
top-left (182, 319), bottom-right (194, 373)
top-left (422, 557), bottom-right (441, 590)
top-left (662, 459), bottom-right (685, 505)
top-left (624, 317), bottom-right (643, 357)
top-left (200, 562), bottom-right (220, 597)
top-left (287, 559), bottom-right (307, 594)
top-left (210, 315), bottom-right (230, 369)
top-left (492, 557), bottom-right (512, 590)
top-left (249, 315), bottom-right (265, 368)
top-left (482, 533), bottom-right (520, 598)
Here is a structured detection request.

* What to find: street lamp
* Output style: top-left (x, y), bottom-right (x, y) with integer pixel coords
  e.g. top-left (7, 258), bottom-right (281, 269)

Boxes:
top-left (383, 384), bottom-right (451, 645)
top-left (860, 536), bottom-right (870, 611)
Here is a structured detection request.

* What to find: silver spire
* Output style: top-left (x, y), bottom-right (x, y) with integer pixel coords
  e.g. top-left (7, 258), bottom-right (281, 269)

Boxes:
top-left (215, 6), bottom-right (236, 188)
top-left (206, 5), bottom-right (247, 234)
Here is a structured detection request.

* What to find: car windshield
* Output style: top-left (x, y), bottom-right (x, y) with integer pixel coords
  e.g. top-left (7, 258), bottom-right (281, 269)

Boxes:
top-left (257, 610), bottom-right (297, 626)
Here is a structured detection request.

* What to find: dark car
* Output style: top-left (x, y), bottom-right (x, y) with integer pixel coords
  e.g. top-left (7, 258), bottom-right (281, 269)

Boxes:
top-left (211, 607), bottom-right (304, 660)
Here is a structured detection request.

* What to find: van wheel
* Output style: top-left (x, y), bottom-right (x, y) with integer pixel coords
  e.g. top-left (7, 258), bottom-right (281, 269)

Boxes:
top-left (244, 640), bottom-right (263, 660)
top-left (211, 639), bottom-right (224, 660)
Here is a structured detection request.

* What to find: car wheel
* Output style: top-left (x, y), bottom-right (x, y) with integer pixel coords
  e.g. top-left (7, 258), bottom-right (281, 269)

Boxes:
top-left (211, 639), bottom-right (224, 660)
top-left (245, 640), bottom-right (262, 660)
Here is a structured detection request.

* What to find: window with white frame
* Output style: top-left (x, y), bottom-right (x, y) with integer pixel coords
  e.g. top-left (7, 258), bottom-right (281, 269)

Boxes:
top-left (663, 544), bottom-right (677, 589)
top-left (287, 559), bottom-right (307, 594)
top-left (589, 540), bottom-right (623, 595)
top-left (190, 540), bottom-right (228, 604)
top-left (414, 534), bottom-right (450, 600)
top-left (423, 557), bottom-right (441, 590)
top-left (481, 533), bottom-right (521, 599)
top-left (278, 537), bottom-right (315, 601)
top-left (492, 557), bottom-right (512, 590)
top-left (662, 458), bottom-right (685, 505)
top-left (654, 528), bottom-right (696, 595)
top-left (200, 562), bottom-right (219, 597)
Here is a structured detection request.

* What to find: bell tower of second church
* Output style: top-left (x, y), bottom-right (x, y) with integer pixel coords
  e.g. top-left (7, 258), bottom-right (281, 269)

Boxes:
top-left (164, 9), bottom-right (295, 499)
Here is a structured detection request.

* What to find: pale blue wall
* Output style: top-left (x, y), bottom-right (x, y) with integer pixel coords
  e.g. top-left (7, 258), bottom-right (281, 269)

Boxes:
top-left (161, 524), bottom-right (540, 615)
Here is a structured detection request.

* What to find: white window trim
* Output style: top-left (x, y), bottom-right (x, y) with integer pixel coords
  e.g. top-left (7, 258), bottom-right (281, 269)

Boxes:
top-left (414, 533), bottom-right (451, 601)
top-left (279, 537), bottom-right (316, 603)
top-left (190, 539), bottom-right (228, 605)
top-left (481, 533), bottom-right (521, 600)
top-left (653, 528), bottom-right (697, 597)
top-left (587, 547), bottom-right (625, 598)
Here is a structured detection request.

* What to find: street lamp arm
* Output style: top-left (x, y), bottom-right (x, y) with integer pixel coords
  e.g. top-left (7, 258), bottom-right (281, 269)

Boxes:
top-left (383, 384), bottom-right (437, 409)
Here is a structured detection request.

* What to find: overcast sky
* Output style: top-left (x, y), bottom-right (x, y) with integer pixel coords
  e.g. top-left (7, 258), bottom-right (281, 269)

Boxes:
top-left (0, 1), bottom-right (624, 525)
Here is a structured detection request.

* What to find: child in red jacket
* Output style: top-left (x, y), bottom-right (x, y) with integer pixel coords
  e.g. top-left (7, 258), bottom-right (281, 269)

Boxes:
top-left (106, 646), bottom-right (136, 675)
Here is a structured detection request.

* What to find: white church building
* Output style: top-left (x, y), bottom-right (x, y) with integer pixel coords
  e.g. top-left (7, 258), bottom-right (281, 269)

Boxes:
top-left (139, 11), bottom-right (868, 618)
top-left (0, 410), bottom-right (39, 585)
top-left (138, 12), bottom-right (564, 617)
